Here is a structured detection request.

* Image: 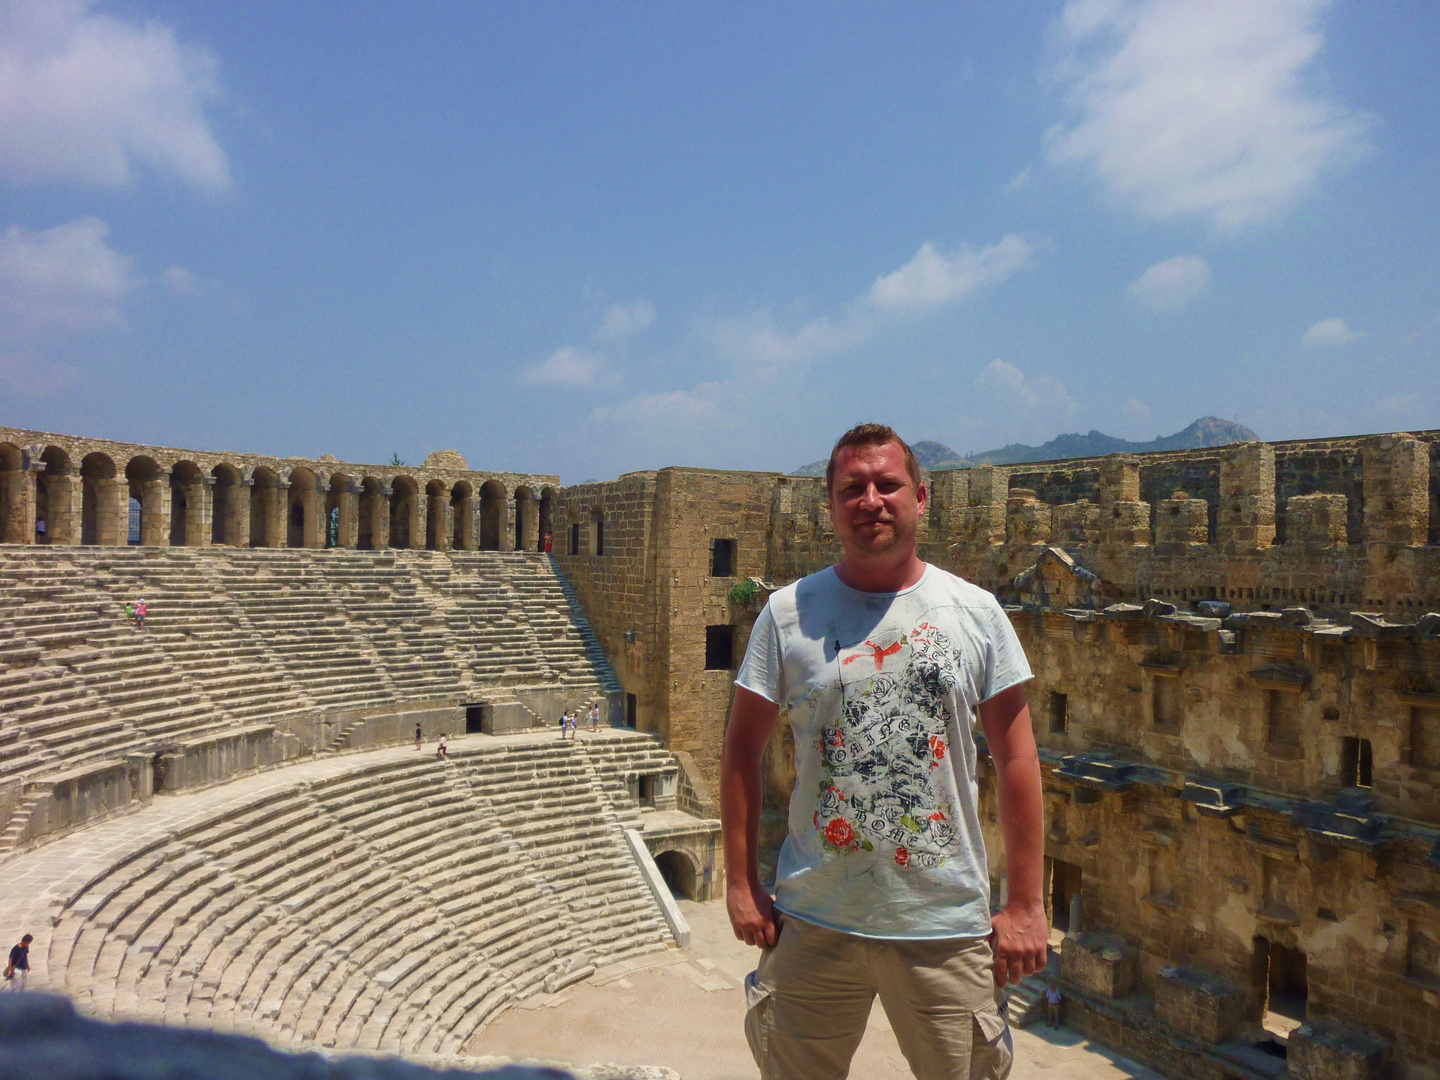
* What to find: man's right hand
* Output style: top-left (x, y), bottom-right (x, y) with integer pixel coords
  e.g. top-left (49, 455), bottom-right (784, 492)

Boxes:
top-left (727, 877), bottom-right (779, 948)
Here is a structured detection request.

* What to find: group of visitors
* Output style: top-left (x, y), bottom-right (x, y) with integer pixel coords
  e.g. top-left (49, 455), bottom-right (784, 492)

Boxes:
top-left (413, 724), bottom-right (448, 759)
top-left (558, 704), bottom-right (602, 739)
top-left (124, 598), bottom-right (147, 629)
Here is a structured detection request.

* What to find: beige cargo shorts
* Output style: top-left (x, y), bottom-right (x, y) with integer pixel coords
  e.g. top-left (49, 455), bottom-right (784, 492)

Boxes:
top-left (743, 915), bottom-right (1012, 1080)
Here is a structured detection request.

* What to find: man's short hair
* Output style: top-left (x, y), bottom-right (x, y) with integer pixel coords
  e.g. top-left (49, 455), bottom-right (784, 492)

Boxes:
top-left (825, 423), bottom-right (922, 495)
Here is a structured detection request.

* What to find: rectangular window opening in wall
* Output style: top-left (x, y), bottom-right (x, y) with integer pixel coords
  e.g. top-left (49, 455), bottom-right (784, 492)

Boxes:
top-left (569, 523), bottom-right (580, 556)
top-left (1266, 689), bottom-right (1301, 746)
top-left (1412, 707), bottom-right (1440, 769)
top-left (626, 693), bottom-right (637, 727)
top-left (705, 624), bottom-right (735, 670)
top-left (711, 537), bottom-right (736, 577)
top-left (594, 519), bottom-right (604, 556)
top-left (1340, 736), bottom-right (1373, 788)
top-left (1047, 691), bottom-right (1068, 734)
top-left (1152, 675), bottom-right (1179, 728)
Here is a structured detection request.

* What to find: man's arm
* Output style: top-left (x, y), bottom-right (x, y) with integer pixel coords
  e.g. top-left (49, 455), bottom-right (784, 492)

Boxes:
top-left (721, 685), bottom-right (781, 947)
top-left (978, 683), bottom-right (1049, 987)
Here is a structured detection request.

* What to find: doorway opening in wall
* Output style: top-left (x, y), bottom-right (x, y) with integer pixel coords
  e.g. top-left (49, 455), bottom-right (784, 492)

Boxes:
top-left (705, 625), bottom-right (735, 670)
top-left (1253, 937), bottom-right (1307, 1045)
top-left (127, 497), bottom-right (142, 544)
top-left (465, 704), bottom-right (487, 735)
top-left (626, 693), bottom-right (637, 727)
top-left (711, 538), bottom-right (735, 577)
top-left (1340, 736), bottom-right (1373, 788)
top-left (1050, 859), bottom-right (1082, 932)
top-left (1047, 691), bottom-right (1069, 734)
top-left (638, 774), bottom-right (655, 807)
top-left (654, 850), bottom-right (697, 900)
top-left (570, 523), bottom-right (580, 556)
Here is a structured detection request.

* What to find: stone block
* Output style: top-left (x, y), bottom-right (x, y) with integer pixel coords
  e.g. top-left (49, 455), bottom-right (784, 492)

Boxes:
top-left (1154, 964), bottom-right (1245, 1044)
top-left (1288, 492), bottom-right (1348, 546)
top-left (1099, 455), bottom-right (1140, 505)
top-left (1100, 501), bottom-right (1150, 548)
top-left (1288, 1019), bottom-right (1393, 1080)
top-left (1061, 931), bottom-right (1137, 999)
top-left (1155, 492), bottom-right (1207, 546)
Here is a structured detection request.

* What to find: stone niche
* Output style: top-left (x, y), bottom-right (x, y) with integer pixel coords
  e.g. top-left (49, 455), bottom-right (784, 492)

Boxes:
top-left (1060, 931), bottom-right (1137, 999)
top-left (1288, 1020), bottom-right (1393, 1080)
top-left (1153, 964), bottom-right (1246, 1045)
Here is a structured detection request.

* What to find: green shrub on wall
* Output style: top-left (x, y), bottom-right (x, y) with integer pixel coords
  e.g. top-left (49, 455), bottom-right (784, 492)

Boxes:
top-left (727, 578), bottom-right (760, 607)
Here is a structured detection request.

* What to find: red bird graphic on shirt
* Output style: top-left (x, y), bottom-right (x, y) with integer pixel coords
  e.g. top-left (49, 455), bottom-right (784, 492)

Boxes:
top-left (843, 638), bottom-right (903, 671)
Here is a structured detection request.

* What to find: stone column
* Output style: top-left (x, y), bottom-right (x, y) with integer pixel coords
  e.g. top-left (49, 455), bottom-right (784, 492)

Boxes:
top-left (961, 466), bottom-right (1007, 547)
top-left (377, 483), bottom-right (393, 549)
top-left (3, 452), bottom-right (42, 544)
top-left (310, 479), bottom-right (329, 548)
top-left (45, 470), bottom-right (78, 545)
top-left (140, 469), bottom-right (171, 546)
top-left (95, 473), bottom-right (126, 546)
top-left (340, 480), bottom-right (361, 548)
top-left (189, 477), bottom-right (213, 546)
top-left (267, 481), bottom-right (288, 548)
top-left (440, 500), bottom-right (454, 551)
top-left (414, 494), bottom-right (428, 551)
top-left (1099, 455), bottom-right (1150, 548)
top-left (1218, 442), bottom-right (1275, 552)
top-left (1363, 434), bottom-right (1429, 545)
top-left (232, 479), bottom-right (253, 547)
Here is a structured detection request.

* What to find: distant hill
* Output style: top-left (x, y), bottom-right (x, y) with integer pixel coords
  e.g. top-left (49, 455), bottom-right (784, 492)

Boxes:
top-left (791, 417), bottom-right (1258, 475)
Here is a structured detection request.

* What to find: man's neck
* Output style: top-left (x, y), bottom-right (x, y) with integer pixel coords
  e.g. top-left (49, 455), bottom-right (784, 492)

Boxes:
top-left (833, 553), bottom-right (927, 594)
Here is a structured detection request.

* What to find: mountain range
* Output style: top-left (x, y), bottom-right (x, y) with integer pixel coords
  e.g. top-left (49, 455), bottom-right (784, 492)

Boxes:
top-left (792, 416), bottom-right (1259, 475)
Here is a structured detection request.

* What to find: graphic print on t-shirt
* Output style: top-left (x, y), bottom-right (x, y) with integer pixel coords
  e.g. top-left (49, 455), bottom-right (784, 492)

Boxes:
top-left (813, 620), bottom-right (960, 869)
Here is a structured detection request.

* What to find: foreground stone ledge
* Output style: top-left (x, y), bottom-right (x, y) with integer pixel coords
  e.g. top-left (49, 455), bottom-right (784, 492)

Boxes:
top-left (0, 993), bottom-right (569, 1080)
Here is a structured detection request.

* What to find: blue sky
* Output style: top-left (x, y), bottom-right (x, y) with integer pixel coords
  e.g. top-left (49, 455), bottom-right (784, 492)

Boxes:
top-left (0, 1), bottom-right (1436, 482)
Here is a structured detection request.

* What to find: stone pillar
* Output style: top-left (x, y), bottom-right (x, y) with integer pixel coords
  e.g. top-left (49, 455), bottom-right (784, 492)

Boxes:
top-left (414, 493), bottom-right (428, 551)
top-left (3, 453), bottom-right (41, 544)
top-left (340, 480), bottom-right (361, 548)
top-left (1363, 434), bottom-right (1429, 545)
top-left (1099, 455), bottom-right (1150, 547)
top-left (926, 469), bottom-right (970, 546)
top-left (1218, 442), bottom-right (1276, 552)
top-left (377, 483), bottom-right (393, 549)
top-left (45, 470), bottom-right (78, 545)
top-left (1155, 491), bottom-right (1208, 548)
top-left (187, 478), bottom-right (212, 546)
top-left (961, 466), bottom-right (1006, 547)
top-left (96, 474), bottom-right (126, 547)
top-left (232, 479), bottom-right (252, 547)
top-left (1005, 489), bottom-right (1052, 546)
top-left (139, 469), bottom-right (171, 546)
top-left (1287, 493), bottom-right (1347, 546)
top-left (1054, 500), bottom-right (1099, 545)
top-left (267, 481), bottom-right (287, 548)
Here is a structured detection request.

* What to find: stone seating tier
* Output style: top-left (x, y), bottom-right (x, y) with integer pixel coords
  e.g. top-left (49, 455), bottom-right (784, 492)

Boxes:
top-left (46, 734), bottom-right (675, 1058)
top-left (0, 547), bottom-right (614, 789)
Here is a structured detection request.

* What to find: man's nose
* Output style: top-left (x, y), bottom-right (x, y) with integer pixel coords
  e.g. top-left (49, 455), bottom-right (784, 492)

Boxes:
top-left (858, 483), bottom-right (882, 508)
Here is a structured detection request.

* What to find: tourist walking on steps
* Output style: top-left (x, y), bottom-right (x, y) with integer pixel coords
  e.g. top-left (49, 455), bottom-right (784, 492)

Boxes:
top-left (722, 423), bottom-right (1046, 1080)
top-left (135, 598), bottom-right (147, 629)
top-left (436, 735), bottom-right (448, 760)
top-left (543, 532), bottom-right (552, 553)
top-left (587, 703), bottom-right (600, 732)
top-left (125, 601), bottom-right (136, 626)
top-left (415, 723), bottom-right (423, 750)
top-left (5, 934), bottom-right (31, 992)
top-left (1045, 982), bottom-right (1063, 1028)
top-left (558, 711), bottom-right (567, 739)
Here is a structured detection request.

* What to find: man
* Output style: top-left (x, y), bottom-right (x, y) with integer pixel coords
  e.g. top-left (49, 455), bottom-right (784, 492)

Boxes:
top-left (5, 934), bottom-right (30, 992)
top-left (721, 423), bottom-right (1047, 1080)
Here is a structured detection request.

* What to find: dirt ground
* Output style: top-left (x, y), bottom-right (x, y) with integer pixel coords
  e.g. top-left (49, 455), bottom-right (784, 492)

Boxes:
top-left (464, 899), bottom-right (1165, 1080)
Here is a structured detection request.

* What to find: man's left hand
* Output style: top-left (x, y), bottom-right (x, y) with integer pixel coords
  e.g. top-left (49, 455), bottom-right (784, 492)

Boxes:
top-left (989, 901), bottom-right (1049, 987)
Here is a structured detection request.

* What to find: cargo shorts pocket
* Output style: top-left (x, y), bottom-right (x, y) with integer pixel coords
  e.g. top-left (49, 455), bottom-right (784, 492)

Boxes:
top-left (970, 999), bottom-right (1013, 1080)
top-left (743, 968), bottom-right (774, 1068)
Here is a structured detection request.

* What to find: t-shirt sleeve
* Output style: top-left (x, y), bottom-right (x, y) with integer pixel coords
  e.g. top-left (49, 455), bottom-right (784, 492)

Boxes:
top-left (735, 601), bottom-right (784, 704)
top-left (979, 595), bottom-right (1033, 702)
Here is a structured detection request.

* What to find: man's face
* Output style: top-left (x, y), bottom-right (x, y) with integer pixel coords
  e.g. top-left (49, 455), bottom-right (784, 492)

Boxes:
top-left (827, 440), bottom-right (926, 560)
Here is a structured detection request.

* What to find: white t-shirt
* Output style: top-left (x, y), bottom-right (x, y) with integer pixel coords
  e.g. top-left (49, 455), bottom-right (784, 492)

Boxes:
top-left (736, 564), bottom-right (1032, 940)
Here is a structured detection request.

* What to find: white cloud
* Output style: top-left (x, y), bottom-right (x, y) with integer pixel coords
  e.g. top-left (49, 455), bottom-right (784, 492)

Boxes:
top-left (0, 350), bottom-right (81, 395)
top-left (1127, 255), bottom-right (1211, 310)
top-left (159, 264), bottom-right (201, 297)
top-left (1301, 317), bottom-right (1359, 348)
top-left (1122, 397), bottom-right (1154, 429)
top-left (0, 0), bottom-right (230, 192)
top-left (0, 216), bottom-right (140, 337)
top-left (591, 381), bottom-right (729, 427)
top-left (519, 345), bottom-right (617, 388)
top-left (868, 235), bottom-right (1033, 314)
top-left (974, 359), bottom-right (1077, 418)
top-left (1045, 0), bottom-right (1370, 230)
top-left (594, 299), bottom-right (655, 344)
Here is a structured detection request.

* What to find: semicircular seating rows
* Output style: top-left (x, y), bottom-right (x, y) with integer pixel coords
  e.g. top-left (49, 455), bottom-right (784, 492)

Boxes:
top-left (45, 735), bottom-right (678, 1057)
top-left (0, 546), bottom-right (614, 817)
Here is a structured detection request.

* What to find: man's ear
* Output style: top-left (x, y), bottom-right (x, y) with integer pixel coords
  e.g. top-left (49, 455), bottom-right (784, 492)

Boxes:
top-left (916, 481), bottom-right (928, 515)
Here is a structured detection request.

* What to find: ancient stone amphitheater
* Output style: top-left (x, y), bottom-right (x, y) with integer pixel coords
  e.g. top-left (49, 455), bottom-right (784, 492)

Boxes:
top-left (0, 426), bottom-right (715, 1071)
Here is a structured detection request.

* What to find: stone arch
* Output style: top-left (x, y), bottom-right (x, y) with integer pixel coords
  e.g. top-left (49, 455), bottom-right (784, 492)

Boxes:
top-left (450, 481), bottom-right (474, 550)
top-left (515, 486), bottom-right (536, 553)
top-left (653, 848), bottom-right (699, 901)
top-left (250, 467), bottom-right (278, 548)
top-left (169, 461), bottom-right (203, 546)
top-left (124, 456), bottom-right (164, 546)
top-left (37, 446), bottom-right (72, 545)
top-left (211, 464), bottom-right (242, 546)
top-left (287, 467), bottom-right (319, 548)
top-left (81, 453), bottom-right (118, 545)
top-left (389, 475), bottom-right (419, 550)
top-left (538, 486), bottom-right (556, 553)
top-left (0, 443), bottom-right (25, 544)
top-left (479, 479), bottom-right (506, 551)
top-left (358, 477), bottom-right (385, 550)
top-left (425, 479), bottom-right (447, 551)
